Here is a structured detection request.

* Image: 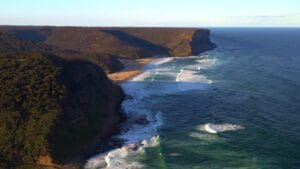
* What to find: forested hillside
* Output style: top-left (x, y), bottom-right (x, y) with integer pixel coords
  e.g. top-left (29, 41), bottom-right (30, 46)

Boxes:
top-left (0, 26), bottom-right (216, 59)
top-left (0, 53), bottom-right (124, 168)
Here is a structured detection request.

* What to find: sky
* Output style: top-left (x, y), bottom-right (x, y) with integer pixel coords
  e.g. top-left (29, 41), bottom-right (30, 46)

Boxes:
top-left (1, 0), bottom-right (300, 27)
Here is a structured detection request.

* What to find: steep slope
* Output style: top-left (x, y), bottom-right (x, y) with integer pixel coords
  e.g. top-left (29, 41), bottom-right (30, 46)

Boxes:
top-left (115, 28), bottom-right (201, 56)
top-left (0, 32), bottom-right (38, 54)
top-left (0, 26), bottom-right (216, 59)
top-left (46, 27), bottom-right (216, 57)
top-left (45, 28), bottom-right (142, 58)
top-left (191, 29), bottom-right (217, 54)
top-left (0, 53), bottom-right (124, 168)
top-left (0, 32), bottom-right (124, 73)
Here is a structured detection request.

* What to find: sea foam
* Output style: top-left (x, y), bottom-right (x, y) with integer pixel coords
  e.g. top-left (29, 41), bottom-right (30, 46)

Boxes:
top-left (197, 123), bottom-right (245, 134)
top-left (85, 136), bottom-right (160, 169)
top-left (85, 55), bottom-right (217, 168)
top-left (152, 57), bottom-right (174, 65)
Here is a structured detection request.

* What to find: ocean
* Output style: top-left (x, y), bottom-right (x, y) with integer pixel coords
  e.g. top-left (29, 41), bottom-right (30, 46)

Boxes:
top-left (85, 28), bottom-right (300, 169)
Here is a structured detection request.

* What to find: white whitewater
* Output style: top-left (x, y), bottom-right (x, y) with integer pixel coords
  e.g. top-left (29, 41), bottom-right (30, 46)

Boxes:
top-left (176, 69), bottom-right (184, 82)
top-left (153, 57), bottom-right (173, 65)
top-left (85, 56), bottom-right (217, 169)
top-left (85, 136), bottom-right (160, 169)
top-left (198, 123), bottom-right (245, 134)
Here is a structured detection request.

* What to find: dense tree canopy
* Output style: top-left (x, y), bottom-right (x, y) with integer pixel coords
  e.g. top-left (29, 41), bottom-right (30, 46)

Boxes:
top-left (0, 53), bottom-right (64, 168)
top-left (0, 53), bottom-right (123, 168)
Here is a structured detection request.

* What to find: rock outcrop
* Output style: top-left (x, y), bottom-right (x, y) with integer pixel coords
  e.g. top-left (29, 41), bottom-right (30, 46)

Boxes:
top-left (191, 29), bottom-right (217, 55)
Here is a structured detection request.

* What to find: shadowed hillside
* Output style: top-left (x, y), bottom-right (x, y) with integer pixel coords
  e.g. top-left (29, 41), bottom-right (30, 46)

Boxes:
top-left (0, 26), bottom-right (216, 59)
top-left (0, 32), bottom-right (124, 73)
top-left (0, 53), bottom-right (124, 168)
top-left (102, 30), bottom-right (170, 57)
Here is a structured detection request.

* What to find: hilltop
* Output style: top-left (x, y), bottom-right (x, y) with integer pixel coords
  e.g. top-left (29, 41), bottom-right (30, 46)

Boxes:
top-left (0, 26), bottom-right (216, 71)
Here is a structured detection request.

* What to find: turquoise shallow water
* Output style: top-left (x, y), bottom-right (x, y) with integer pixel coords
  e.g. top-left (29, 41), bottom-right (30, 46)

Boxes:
top-left (86, 28), bottom-right (300, 169)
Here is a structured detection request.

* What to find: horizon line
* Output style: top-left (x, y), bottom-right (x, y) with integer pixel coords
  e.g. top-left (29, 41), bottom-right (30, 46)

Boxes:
top-left (0, 24), bottom-right (300, 29)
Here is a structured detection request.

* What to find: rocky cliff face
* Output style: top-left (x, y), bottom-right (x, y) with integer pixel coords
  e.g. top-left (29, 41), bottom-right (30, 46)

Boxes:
top-left (191, 29), bottom-right (217, 55)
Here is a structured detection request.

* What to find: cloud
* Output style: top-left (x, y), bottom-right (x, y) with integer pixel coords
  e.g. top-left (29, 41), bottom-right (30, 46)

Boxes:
top-left (218, 15), bottom-right (300, 26)
top-left (231, 15), bottom-right (286, 19)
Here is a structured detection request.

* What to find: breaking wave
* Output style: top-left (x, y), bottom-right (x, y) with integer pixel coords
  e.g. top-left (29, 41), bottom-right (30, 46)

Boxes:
top-left (85, 56), bottom-right (217, 168)
top-left (152, 57), bottom-right (174, 65)
top-left (197, 123), bottom-right (245, 134)
top-left (85, 136), bottom-right (160, 169)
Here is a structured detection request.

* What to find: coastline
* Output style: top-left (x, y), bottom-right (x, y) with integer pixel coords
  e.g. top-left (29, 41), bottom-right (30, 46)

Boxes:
top-left (0, 26), bottom-right (217, 168)
top-left (83, 31), bottom-right (217, 168)
top-left (80, 53), bottom-right (216, 168)
top-left (78, 57), bottom-right (160, 168)
top-left (84, 53), bottom-right (215, 168)
top-left (84, 56), bottom-right (163, 169)
top-left (107, 58), bottom-right (156, 84)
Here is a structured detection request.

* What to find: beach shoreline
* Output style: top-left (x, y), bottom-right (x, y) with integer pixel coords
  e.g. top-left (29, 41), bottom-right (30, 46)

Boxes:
top-left (108, 58), bottom-right (156, 84)
top-left (85, 54), bottom-right (210, 168)
top-left (85, 52), bottom-right (219, 168)
top-left (84, 57), bottom-right (160, 168)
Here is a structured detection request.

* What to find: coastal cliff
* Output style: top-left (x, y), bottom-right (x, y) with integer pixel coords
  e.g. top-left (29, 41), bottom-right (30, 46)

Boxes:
top-left (0, 26), bottom-right (215, 168)
top-left (0, 26), bottom-right (216, 59)
top-left (191, 29), bottom-right (217, 55)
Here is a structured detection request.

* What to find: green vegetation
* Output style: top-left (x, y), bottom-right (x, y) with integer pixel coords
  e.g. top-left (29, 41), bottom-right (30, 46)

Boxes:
top-left (0, 32), bottom-right (124, 74)
top-left (85, 54), bottom-right (124, 73)
top-left (0, 53), bottom-right (64, 168)
top-left (0, 26), bottom-right (216, 60)
top-left (0, 52), bottom-right (123, 168)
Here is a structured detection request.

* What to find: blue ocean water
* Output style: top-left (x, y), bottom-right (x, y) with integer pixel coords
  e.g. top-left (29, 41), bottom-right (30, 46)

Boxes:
top-left (86, 28), bottom-right (300, 169)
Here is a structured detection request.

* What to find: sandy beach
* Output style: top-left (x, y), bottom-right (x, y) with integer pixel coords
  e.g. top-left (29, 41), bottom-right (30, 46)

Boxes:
top-left (108, 58), bottom-right (155, 84)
